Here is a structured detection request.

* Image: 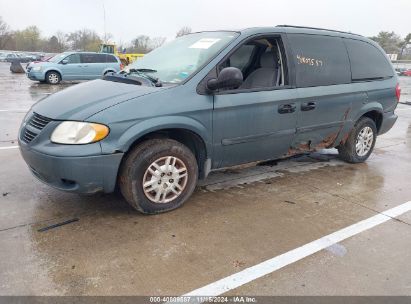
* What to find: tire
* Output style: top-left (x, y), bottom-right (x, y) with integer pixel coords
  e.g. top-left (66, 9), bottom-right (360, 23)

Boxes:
top-left (337, 117), bottom-right (377, 163)
top-left (118, 139), bottom-right (198, 214)
top-left (45, 71), bottom-right (61, 84)
top-left (104, 70), bottom-right (115, 76)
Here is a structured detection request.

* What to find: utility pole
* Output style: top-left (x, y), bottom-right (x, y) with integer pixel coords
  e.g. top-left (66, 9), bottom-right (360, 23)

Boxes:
top-left (102, 0), bottom-right (107, 43)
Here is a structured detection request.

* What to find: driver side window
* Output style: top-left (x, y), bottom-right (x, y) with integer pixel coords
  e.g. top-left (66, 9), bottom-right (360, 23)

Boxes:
top-left (219, 36), bottom-right (288, 91)
top-left (222, 44), bottom-right (255, 72)
top-left (65, 54), bottom-right (81, 64)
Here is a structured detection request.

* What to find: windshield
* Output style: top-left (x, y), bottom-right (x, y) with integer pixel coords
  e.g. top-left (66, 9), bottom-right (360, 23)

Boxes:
top-left (48, 53), bottom-right (69, 63)
top-left (128, 31), bottom-right (239, 83)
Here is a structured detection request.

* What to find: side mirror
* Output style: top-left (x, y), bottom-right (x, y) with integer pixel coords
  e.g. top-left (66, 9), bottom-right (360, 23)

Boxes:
top-left (61, 59), bottom-right (68, 65)
top-left (207, 67), bottom-right (243, 91)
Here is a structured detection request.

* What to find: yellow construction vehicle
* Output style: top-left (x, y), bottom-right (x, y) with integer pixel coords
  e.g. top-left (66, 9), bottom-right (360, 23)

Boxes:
top-left (99, 43), bottom-right (144, 66)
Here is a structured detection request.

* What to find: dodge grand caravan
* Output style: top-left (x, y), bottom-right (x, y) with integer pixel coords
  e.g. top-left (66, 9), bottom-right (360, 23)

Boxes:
top-left (26, 52), bottom-right (121, 84)
top-left (18, 26), bottom-right (400, 214)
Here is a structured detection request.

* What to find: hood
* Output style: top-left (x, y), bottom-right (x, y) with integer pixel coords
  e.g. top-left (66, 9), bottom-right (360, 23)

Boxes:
top-left (28, 61), bottom-right (55, 69)
top-left (32, 79), bottom-right (168, 120)
top-left (31, 61), bottom-right (49, 67)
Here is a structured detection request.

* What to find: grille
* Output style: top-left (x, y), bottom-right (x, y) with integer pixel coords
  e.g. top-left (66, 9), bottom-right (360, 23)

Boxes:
top-left (21, 113), bottom-right (52, 144)
top-left (21, 129), bottom-right (37, 143)
top-left (28, 113), bottom-right (52, 130)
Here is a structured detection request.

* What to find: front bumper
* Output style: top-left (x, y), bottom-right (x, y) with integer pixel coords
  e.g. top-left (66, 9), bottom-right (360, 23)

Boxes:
top-left (26, 70), bottom-right (45, 81)
top-left (19, 143), bottom-right (124, 194)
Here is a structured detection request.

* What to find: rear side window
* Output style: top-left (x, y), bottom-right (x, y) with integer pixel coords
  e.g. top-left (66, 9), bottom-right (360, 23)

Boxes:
top-left (80, 53), bottom-right (100, 63)
top-left (287, 34), bottom-right (351, 87)
top-left (88, 54), bottom-right (118, 63)
top-left (344, 39), bottom-right (394, 81)
top-left (106, 55), bottom-right (118, 63)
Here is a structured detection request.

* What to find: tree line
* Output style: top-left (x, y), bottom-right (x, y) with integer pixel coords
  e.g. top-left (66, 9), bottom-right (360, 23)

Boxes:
top-left (0, 16), bottom-right (192, 54)
top-left (1, 16), bottom-right (410, 59)
top-left (370, 31), bottom-right (411, 60)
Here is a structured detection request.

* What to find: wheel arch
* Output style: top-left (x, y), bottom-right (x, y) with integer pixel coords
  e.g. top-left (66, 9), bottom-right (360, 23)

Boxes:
top-left (103, 68), bottom-right (116, 75)
top-left (45, 69), bottom-right (62, 79)
top-left (117, 117), bottom-right (212, 179)
top-left (360, 110), bottom-right (383, 132)
top-left (338, 103), bottom-right (384, 146)
top-left (354, 102), bottom-right (384, 132)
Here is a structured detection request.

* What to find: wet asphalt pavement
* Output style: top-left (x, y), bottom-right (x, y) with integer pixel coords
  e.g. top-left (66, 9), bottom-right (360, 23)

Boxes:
top-left (1, 62), bottom-right (411, 296)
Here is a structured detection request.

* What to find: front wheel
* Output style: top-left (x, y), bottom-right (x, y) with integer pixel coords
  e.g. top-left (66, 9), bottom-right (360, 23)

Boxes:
top-left (119, 139), bottom-right (198, 214)
top-left (45, 71), bottom-right (61, 84)
top-left (337, 117), bottom-right (377, 163)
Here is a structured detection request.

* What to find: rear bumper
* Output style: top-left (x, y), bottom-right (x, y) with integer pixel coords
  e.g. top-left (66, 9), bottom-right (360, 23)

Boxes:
top-left (379, 111), bottom-right (398, 135)
top-left (19, 143), bottom-right (123, 194)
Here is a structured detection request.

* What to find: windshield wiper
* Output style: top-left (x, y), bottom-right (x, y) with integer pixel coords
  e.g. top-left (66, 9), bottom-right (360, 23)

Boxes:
top-left (103, 73), bottom-right (147, 86)
top-left (132, 68), bottom-right (157, 73)
top-left (128, 68), bottom-right (162, 87)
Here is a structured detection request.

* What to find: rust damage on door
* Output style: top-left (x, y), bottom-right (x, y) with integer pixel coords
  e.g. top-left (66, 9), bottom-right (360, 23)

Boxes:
top-left (286, 108), bottom-right (351, 157)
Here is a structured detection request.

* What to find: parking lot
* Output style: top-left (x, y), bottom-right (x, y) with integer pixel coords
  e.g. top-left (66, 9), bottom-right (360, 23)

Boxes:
top-left (1, 61), bottom-right (411, 297)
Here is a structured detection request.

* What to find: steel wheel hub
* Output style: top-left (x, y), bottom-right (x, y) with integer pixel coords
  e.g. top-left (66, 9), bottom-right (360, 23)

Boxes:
top-left (355, 126), bottom-right (374, 157)
top-left (142, 156), bottom-right (188, 203)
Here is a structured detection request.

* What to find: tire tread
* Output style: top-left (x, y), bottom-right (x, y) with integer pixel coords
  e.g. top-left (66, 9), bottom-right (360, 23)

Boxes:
top-left (118, 139), bottom-right (198, 214)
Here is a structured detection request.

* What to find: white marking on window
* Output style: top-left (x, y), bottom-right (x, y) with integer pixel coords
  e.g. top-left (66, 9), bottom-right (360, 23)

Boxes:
top-left (189, 38), bottom-right (221, 49)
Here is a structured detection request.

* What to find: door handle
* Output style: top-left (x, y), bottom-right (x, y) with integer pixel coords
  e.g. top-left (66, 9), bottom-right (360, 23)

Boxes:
top-left (278, 103), bottom-right (296, 114)
top-left (301, 101), bottom-right (316, 111)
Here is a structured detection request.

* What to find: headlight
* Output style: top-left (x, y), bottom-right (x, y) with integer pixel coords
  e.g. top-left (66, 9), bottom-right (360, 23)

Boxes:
top-left (32, 66), bottom-right (42, 71)
top-left (51, 121), bottom-right (109, 144)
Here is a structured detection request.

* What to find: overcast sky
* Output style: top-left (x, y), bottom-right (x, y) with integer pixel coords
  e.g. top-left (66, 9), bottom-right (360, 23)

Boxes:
top-left (0, 0), bottom-right (410, 44)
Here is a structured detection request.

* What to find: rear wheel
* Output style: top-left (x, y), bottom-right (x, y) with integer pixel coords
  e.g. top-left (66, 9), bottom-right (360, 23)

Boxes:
top-left (45, 71), bottom-right (61, 84)
top-left (119, 139), bottom-right (198, 214)
top-left (337, 117), bottom-right (377, 163)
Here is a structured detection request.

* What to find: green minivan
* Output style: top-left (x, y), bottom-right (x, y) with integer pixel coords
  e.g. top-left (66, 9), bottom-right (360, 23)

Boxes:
top-left (19, 26), bottom-right (400, 214)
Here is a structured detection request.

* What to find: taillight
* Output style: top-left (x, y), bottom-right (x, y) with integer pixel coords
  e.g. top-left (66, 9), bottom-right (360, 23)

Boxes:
top-left (120, 63), bottom-right (124, 70)
top-left (395, 83), bottom-right (401, 102)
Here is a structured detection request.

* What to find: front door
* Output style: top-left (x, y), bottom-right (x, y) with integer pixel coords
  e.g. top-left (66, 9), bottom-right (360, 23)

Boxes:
top-left (59, 53), bottom-right (82, 80)
top-left (212, 35), bottom-right (298, 168)
top-left (213, 89), bottom-right (298, 167)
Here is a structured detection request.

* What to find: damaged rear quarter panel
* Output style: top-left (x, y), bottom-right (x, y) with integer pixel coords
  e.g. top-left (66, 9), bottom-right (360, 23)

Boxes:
top-left (288, 76), bottom-right (397, 157)
top-left (289, 85), bottom-right (366, 155)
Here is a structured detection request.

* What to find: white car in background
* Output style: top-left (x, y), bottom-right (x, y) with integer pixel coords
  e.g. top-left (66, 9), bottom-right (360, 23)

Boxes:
top-left (0, 52), bottom-right (8, 61)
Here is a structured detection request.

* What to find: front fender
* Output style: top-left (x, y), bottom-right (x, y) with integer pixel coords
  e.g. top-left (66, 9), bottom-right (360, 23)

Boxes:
top-left (43, 67), bottom-right (63, 76)
top-left (109, 116), bottom-right (212, 156)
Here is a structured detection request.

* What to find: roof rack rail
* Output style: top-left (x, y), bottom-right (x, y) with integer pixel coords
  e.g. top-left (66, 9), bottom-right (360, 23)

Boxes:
top-left (276, 25), bottom-right (362, 37)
